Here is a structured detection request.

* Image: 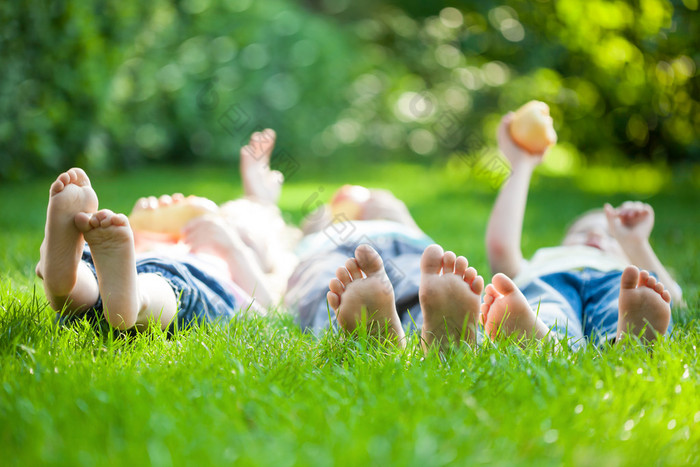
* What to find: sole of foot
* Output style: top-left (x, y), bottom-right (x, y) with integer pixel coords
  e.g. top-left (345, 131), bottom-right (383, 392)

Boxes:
top-left (75, 209), bottom-right (139, 330)
top-left (419, 244), bottom-right (483, 353)
top-left (327, 244), bottom-right (405, 346)
top-left (617, 266), bottom-right (671, 342)
top-left (481, 273), bottom-right (550, 343)
top-left (37, 168), bottom-right (98, 307)
top-left (240, 129), bottom-right (284, 204)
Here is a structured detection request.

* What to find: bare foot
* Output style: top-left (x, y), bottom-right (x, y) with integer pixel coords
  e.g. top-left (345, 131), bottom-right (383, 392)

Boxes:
top-left (37, 168), bottom-right (98, 308)
top-left (481, 273), bottom-right (550, 342)
top-left (75, 209), bottom-right (140, 330)
top-left (327, 244), bottom-right (406, 346)
top-left (128, 193), bottom-right (218, 236)
top-left (617, 266), bottom-right (671, 342)
top-left (240, 129), bottom-right (284, 204)
top-left (419, 244), bottom-right (484, 353)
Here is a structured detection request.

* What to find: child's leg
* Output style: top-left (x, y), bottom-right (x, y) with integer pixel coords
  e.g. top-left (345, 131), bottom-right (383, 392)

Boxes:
top-left (239, 128), bottom-right (284, 204)
top-left (418, 244), bottom-right (484, 353)
top-left (134, 273), bottom-right (179, 331)
top-left (75, 209), bottom-right (177, 331)
top-left (36, 168), bottom-right (100, 312)
top-left (327, 244), bottom-right (406, 347)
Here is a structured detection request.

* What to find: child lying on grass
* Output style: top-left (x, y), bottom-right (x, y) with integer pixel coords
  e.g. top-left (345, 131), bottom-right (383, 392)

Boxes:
top-left (285, 187), bottom-right (485, 354)
top-left (480, 112), bottom-right (681, 347)
top-left (36, 130), bottom-right (298, 331)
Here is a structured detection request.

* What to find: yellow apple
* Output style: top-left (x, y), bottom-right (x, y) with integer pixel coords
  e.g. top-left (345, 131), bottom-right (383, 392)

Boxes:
top-left (509, 101), bottom-right (557, 154)
top-left (329, 185), bottom-right (371, 222)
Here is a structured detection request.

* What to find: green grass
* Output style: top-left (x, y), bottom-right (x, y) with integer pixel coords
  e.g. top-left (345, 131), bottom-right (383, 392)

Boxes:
top-left (1, 162), bottom-right (699, 466)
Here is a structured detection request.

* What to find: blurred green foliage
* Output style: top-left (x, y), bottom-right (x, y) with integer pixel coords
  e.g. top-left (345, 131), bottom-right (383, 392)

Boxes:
top-left (1, 0), bottom-right (698, 180)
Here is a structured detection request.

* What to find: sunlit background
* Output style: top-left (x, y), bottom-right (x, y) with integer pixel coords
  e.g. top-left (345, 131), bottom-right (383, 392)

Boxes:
top-left (2, 0), bottom-right (698, 192)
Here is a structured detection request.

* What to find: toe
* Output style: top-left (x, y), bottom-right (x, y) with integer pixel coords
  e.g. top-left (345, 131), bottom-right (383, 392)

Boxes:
top-left (147, 196), bottom-right (158, 209)
top-left (94, 209), bottom-right (113, 227)
top-left (454, 256), bottom-right (468, 276)
top-left (72, 168), bottom-right (90, 185)
top-left (159, 194), bottom-right (173, 206)
top-left (654, 282), bottom-right (665, 295)
top-left (483, 293), bottom-right (495, 306)
top-left (420, 244), bottom-right (444, 275)
top-left (89, 214), bottom-right (101, 228)
top-left (443, 251), bottom-right (457, 274)
top-left (66, 168), bottom-right (79, 183)
top-left (50, 178), bottom-right (66, 195)
top-left (240, 144), bottom-right (252, 158)
top-left (354, 244), bottom-right (385, 276)
top-left (134, 198), bottom-right (148, 210)
top-left (471, 275), bottom-right (484, 295)
top-left (329, 278), bottom-right (345, 296)
top-left (335, 266), bottom-right (352, 287)
top-left (464, 266), bottom-right (477, 283)
top-left (345, 258), bottom-right (363, 280)
top-left (662, 290), bottom-right (671, 303)
top-left (645, 275), bottom-right (657, 289)
top-left (327, 291), bottom-right (340, 311)
top-left (620, 265), bottom-right (640, 290)
top-left (484, 283), bottom-right (498, 298)
top-left (638, 269), bottom-right (650, 287)
top-left (74, 212), bottom-right (92, 232)
top-left (58, 171), bottom-right (71, 185)
top-left (112, 213), bottom-right (129, 227)
top-left (491, 273), bottom-right (518, 296)
top-left (261, 129), bottom-right (276, 147)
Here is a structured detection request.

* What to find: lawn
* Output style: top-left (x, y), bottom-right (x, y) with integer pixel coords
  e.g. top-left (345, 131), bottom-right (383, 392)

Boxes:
top-left (1, 161), bottom-right (699, 466)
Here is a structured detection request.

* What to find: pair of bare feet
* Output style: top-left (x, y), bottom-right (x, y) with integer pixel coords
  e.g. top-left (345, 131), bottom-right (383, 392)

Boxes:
top-left (35, 168), bottom-right (142, 328)
top-left (327, 244), bottom-right (483, 353)
top-left (327, 245), bottom-right (672, 351)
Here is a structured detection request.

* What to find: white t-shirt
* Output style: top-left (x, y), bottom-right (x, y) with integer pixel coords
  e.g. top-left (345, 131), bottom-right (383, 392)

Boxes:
top-left (513, 245), bottom-right (628, 287)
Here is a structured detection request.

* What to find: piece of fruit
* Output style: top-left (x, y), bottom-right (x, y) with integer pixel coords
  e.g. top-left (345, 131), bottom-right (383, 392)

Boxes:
top-left (129, 195), bottom-right (219, 237)
top-left (509, 101), bottom-right (557, 154)
top-left (329, 185), bottom-right (371, 222)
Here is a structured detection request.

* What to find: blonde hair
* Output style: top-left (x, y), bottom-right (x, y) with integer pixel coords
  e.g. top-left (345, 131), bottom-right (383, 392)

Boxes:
top-left (563, 207), bottom-right (606, 239)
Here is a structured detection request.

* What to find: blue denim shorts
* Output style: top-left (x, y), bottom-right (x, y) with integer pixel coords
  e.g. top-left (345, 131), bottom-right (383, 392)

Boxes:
top-left (520, 268), bottom-right (673, 347)
top-left (57, 245), bottom-right (243, 329)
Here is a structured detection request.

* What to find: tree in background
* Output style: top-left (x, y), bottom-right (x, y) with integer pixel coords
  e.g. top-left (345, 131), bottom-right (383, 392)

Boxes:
top-left (1, 0), bottom-right (697, 180)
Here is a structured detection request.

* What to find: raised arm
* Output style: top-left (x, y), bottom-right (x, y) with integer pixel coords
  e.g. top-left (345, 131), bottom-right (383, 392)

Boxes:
top-left (486, 113), bottom-right (547, 278)
top-left (604, 202), bottom-right (683, 305)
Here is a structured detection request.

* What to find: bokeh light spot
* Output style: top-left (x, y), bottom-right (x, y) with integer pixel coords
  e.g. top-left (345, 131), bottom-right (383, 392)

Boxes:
top-left (211, 37), bottom-right (238, 64)
top-left (439, 7), bottom-right (463, 28)
top-left (240, 43), bottom-right (269, 70)
top-left (408, 129), bottom-right (436, 155)
top-left (262, 73), bottom-right (300, 110)
top-left (291, 40), bottom-right (319, 67)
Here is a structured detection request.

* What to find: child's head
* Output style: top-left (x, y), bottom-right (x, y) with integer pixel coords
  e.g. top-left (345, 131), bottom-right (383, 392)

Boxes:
top-left (562, 208), bottom-right (628, 261)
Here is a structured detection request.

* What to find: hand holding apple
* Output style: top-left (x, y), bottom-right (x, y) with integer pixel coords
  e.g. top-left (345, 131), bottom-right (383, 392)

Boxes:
top-left (508, 101), bottom-right (557, 155)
